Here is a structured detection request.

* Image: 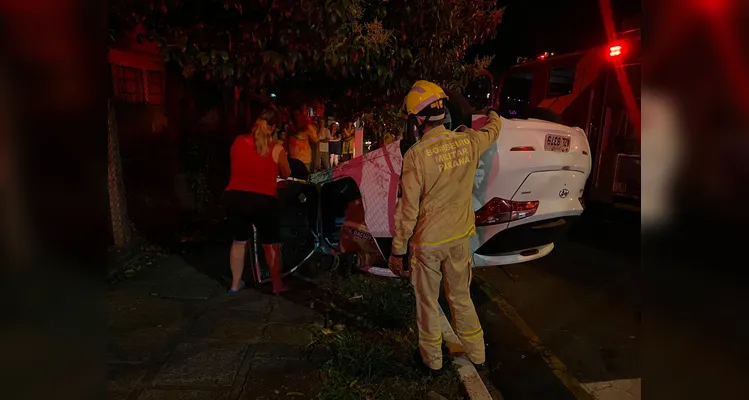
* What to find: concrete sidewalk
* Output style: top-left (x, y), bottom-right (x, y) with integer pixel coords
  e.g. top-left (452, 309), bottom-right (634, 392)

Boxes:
top-left (108, 255), bottom-right (326, 400)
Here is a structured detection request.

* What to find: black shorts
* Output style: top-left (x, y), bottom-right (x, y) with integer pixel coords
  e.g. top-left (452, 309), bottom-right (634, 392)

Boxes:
top-left (222, 190), bottom-right (279, 243)
top-left (329, 141), bottom-right (342, 155)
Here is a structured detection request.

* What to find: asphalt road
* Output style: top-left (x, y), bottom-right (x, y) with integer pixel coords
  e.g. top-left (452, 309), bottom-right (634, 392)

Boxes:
top-left (471, 204), bottom-right (641, 400)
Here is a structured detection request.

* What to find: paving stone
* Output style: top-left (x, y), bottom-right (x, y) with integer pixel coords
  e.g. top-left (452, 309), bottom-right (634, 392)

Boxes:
top-left (108, 390), bottom-right (131, 400)
top-left (153, 342), bottom-right (249, 386)
top-left (109, 327), bottom-right (182, 363)
top-left (138, 389), bottom-right (224, 400)
top-left (109, 297), bottom-right (191, 363)
top-left (186, 311), bottom-right (266, 343)
top-left (261, 323), bottom-right (315, 347)
top-left (250, 357), bottom-right (319, 375)
top-left (108, 363), bottom-right (148, 393)
top-left (117, 261), bottom-right (184, 291)
top-left (241, 359), bottom-right (322, 400)
top-left (159, 269), bottom-right (221, 300)
top-left (227, 294), bottom-right (274, 316)
top-left (120, 255), bottom-right (222, 301)
top-left (252, 343), bottom-right (307, 361)
top-left (110, 296), bottom-right (192, 335)
top-left (267, 298), bottom-right (323, 324)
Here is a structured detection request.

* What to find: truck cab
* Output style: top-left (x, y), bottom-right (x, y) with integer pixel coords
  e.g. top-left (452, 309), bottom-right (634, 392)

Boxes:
top-left (496, 28), bottom-right (642, 207)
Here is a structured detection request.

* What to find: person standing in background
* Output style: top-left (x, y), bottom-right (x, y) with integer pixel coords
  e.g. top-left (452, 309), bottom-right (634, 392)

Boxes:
top-left (328, 122), bottom-right (342, 168)
top-left (381, 130), bottom-right (395, 147)
top-left (316, 119), bottom-right (332, 171)
top-left (311, 118), bottom-right (321, 174)
top-left (223, 109), bottom-right (292, 295)
top-left (275, 121), bottom-right (290, 149)
top-left (342, 122), bottom-right (355, 162)
top-left (287, 111), bottom-right (318, 173)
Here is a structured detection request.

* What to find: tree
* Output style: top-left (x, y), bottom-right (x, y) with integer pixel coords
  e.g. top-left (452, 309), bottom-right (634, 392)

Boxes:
top-left (108, 99), bottom-right (133, 247)
top-left (110, 0), bottom-right (503, 119)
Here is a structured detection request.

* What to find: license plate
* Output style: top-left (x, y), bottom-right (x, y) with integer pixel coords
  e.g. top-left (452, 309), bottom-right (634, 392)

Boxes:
top-left (544, 134), bottom-right (571, 152)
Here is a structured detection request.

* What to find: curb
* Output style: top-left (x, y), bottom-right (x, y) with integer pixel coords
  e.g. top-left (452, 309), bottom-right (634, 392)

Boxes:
top-left (437, 305), bottom-right (497, 400)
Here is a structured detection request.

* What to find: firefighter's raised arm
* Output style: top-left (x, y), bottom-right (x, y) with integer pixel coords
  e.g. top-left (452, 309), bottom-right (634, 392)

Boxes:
top-left (470, 110), bottom-right (502, 155)
top-left (391, 150), bottom-right (422, 256)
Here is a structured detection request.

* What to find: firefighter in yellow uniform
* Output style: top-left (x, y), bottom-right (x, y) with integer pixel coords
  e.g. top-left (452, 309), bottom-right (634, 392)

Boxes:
top-left (388, 80), bottom-right (502, 373)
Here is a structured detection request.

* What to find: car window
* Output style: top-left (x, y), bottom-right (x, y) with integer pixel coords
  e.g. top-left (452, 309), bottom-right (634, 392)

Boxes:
top-left (547, 65), bottom-right (576, 97)
top-left (499, 70), bottom-right (532, 119)
top-left (464, 75), bottom-right (493, 110)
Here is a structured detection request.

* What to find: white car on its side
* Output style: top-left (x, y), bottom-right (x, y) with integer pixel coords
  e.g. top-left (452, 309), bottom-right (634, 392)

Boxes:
top-left (270, 101), bottom-right (592, 277)
top-left (468, 114), bottom-right (591, 266)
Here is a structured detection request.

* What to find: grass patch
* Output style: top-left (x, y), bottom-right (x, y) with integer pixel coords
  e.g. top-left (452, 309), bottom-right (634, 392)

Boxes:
top-left (308, 274), bottom-right (465, 400)
top-left (334, 273), bottom-right (416, 330)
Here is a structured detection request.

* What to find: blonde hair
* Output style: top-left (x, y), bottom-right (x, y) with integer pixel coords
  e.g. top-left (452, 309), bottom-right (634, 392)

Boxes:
top-left (253, 118), bottom-right (274, 156)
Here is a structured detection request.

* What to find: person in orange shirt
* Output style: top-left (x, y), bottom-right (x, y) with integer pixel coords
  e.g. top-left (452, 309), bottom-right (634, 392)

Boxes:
top-left (287, 112), bottom-right (319, 173)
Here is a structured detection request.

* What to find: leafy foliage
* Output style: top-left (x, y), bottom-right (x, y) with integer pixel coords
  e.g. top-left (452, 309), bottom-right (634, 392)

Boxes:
top-left (110, 0), bottom-right (504, 118)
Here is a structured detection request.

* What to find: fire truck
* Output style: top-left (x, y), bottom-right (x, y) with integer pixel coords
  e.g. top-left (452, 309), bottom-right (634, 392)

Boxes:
top-left (495, 27), bottom-right (642, 207)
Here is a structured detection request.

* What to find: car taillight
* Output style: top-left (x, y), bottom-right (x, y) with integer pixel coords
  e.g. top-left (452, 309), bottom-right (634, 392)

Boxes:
top-left (475, 198), bottom-right (539, 226)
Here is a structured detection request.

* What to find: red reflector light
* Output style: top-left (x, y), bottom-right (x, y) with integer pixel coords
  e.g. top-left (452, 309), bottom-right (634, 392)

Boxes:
top-left (510, 146), bottom-right (535, 151)
top-left (609, 45), bottom-right (622, 57)
top-left (475, 198), bottom-right (539, 226)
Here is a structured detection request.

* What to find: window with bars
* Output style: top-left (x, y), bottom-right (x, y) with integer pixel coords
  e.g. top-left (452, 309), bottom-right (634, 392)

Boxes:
top-left (112, 65), bottom-right (164, 105)
top-left (145, 70), bottom-right (163, 105)
top-left (113, 65), bottom-right (144, 102)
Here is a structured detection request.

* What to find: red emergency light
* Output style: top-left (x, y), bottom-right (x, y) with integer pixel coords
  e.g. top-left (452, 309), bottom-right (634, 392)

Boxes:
top-left (609, 45), bottom-right (623, 57)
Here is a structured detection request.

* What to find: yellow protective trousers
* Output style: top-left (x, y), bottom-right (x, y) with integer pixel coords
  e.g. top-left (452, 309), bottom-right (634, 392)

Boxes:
top-left (410, 238), bottom-right (485, 370)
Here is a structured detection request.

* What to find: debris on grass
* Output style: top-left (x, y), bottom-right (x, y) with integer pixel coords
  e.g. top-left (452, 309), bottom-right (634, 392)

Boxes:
top-left (108, 238), bottom-right (168, 284)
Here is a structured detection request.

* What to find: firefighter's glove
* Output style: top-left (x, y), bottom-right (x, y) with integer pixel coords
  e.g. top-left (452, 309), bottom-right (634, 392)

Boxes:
top-left (388, 254), bottom-right (409, 278)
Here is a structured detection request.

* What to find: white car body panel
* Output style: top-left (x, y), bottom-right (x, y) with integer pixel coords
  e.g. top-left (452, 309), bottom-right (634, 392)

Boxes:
top-left (470, 116), bottom-right (591, 265)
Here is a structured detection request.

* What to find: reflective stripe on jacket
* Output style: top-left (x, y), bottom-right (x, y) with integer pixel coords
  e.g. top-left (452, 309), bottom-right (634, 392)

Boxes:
top-left (391, 111), bottom-right (502, 255)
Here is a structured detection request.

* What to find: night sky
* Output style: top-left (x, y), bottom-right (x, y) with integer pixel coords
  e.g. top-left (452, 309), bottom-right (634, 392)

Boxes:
top-left (468, 0), bottom-right (641, 74)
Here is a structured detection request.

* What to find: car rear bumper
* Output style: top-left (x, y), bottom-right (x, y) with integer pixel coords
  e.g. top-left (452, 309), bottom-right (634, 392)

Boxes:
top-left (473, 243), bottom-right (554, 266)
top-left (472, 215), bottom-right (581, 266)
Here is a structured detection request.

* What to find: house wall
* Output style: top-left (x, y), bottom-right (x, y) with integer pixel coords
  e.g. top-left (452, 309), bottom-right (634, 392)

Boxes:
top-left (109, 26), bottom-right (185, 243)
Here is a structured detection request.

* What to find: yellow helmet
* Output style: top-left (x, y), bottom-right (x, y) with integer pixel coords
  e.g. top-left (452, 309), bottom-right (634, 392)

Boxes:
top-left (404, 80), bottom-right (448, 117)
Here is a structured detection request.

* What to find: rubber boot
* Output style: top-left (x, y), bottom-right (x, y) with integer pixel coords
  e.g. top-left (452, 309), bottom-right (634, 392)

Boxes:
top-left (263, 243), bottom-right (287, 294)
top-left (413, 350), bottom-right (445, 377)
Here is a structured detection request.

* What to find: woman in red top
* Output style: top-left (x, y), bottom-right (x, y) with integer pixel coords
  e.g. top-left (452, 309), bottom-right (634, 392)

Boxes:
top-left (223, 111), bottom-right (291, 294)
